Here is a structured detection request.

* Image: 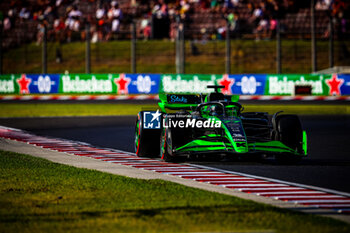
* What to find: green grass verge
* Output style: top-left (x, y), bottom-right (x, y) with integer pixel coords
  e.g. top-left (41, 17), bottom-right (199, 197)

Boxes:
top-left (0, 103), bottom-right (348, 117)
top-left (0, 150), bottom-right (349, 233)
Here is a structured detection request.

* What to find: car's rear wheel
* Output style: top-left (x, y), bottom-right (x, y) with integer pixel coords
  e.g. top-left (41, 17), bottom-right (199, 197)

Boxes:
top-left (160, 128), bottom-right (174, 162)
top-left (135, 111), bottom-right (161, 157)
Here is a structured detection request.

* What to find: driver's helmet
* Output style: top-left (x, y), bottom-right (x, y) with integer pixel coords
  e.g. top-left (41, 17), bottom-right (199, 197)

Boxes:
top-left (209, 105), bottom-right (224, 116)
top-left (226, 107), bottom-right (237, 116)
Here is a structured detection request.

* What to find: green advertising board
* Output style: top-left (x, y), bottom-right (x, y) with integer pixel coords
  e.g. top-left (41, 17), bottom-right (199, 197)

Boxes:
top-left (265, 74), bottom-right (332, 95)
top-left (0, 75), bottom-right (16, 94)
top-left (160, 74), bottom-right (220, 94)
top-left (0, 74), bottom-right (21, 94)
top-left (59, 74), bottom-right (117, 94)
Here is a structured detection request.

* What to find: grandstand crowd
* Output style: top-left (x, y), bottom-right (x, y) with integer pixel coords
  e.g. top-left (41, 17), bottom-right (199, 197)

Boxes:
top-left (0, 0), bottom-right (349, 48)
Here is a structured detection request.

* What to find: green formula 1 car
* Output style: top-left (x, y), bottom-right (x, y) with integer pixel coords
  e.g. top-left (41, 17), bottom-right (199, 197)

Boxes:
top-left (135, 85), bottom-right (307, 162)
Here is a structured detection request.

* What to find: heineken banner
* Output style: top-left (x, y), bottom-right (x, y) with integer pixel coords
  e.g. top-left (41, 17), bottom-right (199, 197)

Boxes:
top-left (0, 75), bottom-right (15, 94)
top-left (0, 74), bottom-right (60, 94)
top-left (265, 74), bottom-right (350, 96)
top-left (159, 74), bottom-right (266, 95)
top-left (60, 74), bottom-right (116, 94)
top-left (160, 74), bottom-right (218, 94)
top-left (0, 73), bottom-right (349, 95)
top-left (59, 73), bottom-right (160, 94)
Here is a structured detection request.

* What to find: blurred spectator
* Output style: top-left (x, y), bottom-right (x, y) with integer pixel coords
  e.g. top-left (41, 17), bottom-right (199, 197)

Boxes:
top-left (255, 17), bottom-right (269, 40)
top-left (56, 0), bottom-right (63, 7)
top-left (316, 0), bottom-right (332, 10)
top-left (96, 4), bottom-right (107, 41)
top-left (36, 20), bottom-right (47, 44)
top-left (1, 0), bottom-right (350, 48)
top-left (199, 0), bottom-right (210, 10)
top-left (250, 4), bottom-right (263, 26)
top-left (7, 8), bottom-right (16, 28)
top-left (66, 5), bottom-right (82, 42)
top-left (269, 17), bottom-right (277, 38)
top-left (152, 0), bottom-right (170, 39)
top-left (53, 16), bottom-right (66, 42)
top-left (140, 14), bottom-right (151, 40)
top-left (107, 1), bottom-right (123, 39)
top-left (217, 24), bottom-right (226, 39)
top-left (224, 0), bottom-right (239, 9)
top-left (19, 7), bottom-right (31, 20)
top-left (179, 0), bottom-right (190, 16)
top-left (3, 17), bottom-right (12, 31)
top-left (96, 5), bottom-right (105, 20)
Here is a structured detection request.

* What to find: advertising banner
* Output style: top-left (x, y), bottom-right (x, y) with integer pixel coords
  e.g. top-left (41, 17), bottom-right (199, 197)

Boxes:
top-left (265, 74), bottom-right (332, 95)
top-left (160, 74), bottom-right (218, 94)
top-left (159, 74), bottom-right (267, 95)
top-left (1, 73), bottom-right (350, 96)
top-left (123, 74), bottom-right (160, 94)
top-left (26, 74), bottom-right (60, 94)
top-left (0, 74), bottom-right (16, 94)
top-left (227, 74), bottom-right (266, 95)
top-left (59, 73), bottom-right (116, 94)
top-left (0, 74), bottom-right (60, 94)
top-left (333, 74), bottom-right (350, 96)
top-left (59, 73), bottom-right (160, 95)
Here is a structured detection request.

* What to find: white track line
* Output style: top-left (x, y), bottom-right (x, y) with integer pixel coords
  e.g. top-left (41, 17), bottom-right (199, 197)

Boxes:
top-left (291, 200), bottom-right (350, 204)
top-left (256, 191), bottom-right (326, 195)
top-left (194, 177), bottom-right (249, 180)
top-left (208, 180), bottom-right (270, 183)
top-left (310, 204), bottom-right (350, 208)
top-left (223, 183), bottom-right (288, 188)
top-left (271, 195), bottom-right (346, 199)
top-left (162, 171), bottom-right (221, 175)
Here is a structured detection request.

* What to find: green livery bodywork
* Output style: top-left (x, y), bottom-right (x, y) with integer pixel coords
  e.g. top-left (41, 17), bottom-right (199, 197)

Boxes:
top-left (136, 87), bottom-right (307, 161)
top-left (158, 92), bottom-right (307, 157)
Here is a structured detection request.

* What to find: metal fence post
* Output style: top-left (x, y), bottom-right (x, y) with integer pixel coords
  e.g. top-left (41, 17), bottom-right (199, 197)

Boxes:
top-left (131, 20), bottom-right (136, 73)
top-left (311, 0), bottom-right (317, 72)
top-left (180, 23), bottom-right (185, 74)
top-left (85, 22), bottom-right (91, 74)
top-left (150, 16), bottom-right (154, 40)
top-left (175, 17), bottom-right (180, 74)
top-left (226, 19), bottom-right (231, 74)
top-left (0, 20), bottom-right (3, 75)
top-left (276, 19), bottom-right (281, 74)
top-left (42, 24), bottom-right (47, 74)
top-left (329, 14), bottom-right (334, 68)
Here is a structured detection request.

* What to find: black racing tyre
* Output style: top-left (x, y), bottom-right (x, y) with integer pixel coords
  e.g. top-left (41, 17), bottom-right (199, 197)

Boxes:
top-left (275, 114), bottom-right (303, 152)
top-left (135, 111), bottom-right (161, 157)
top-left (274, 114), bottom-right (303, 163)
top-left (160, 127), bottom-right (174, 162)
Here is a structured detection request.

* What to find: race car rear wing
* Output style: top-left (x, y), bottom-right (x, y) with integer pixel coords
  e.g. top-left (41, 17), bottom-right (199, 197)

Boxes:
top-left (158, 94), bottom-right (202, 112)
top-left (158, 93), bottom-right (240, 112)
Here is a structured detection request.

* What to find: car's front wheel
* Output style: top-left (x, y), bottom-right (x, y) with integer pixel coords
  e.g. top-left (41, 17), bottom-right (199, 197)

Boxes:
top-left (274, 114), bottom-right (303, 163)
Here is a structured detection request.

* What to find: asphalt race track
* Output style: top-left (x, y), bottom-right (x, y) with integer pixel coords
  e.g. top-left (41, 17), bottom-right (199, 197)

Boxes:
top-left (1, 114), bottom-right (350, 193)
